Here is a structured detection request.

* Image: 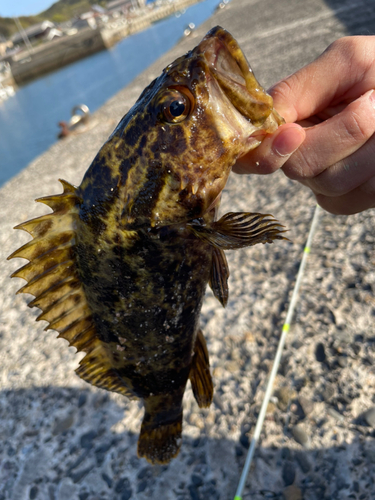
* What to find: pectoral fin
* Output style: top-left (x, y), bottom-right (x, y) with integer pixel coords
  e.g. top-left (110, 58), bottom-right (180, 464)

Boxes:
top-left (189, 329), bottom-right (213, 408)
top-left (189, 212), bottom-right (287, 250)
top-left (209, 247), bottom-right (229, 307)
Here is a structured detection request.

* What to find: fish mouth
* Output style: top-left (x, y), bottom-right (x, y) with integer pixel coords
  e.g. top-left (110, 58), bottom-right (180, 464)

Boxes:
top-left (197, 26), bottom-right (284, 135)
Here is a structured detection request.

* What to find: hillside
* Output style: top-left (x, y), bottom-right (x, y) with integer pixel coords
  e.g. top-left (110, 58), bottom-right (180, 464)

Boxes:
top-left (0, 0), bottom-right (107, 39)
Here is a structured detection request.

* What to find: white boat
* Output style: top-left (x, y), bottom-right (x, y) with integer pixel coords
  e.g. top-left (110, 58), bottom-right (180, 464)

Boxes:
top-left (0, 84), bottom-right (15, 102)
top-left (183, 22), bottom-right (195, 37)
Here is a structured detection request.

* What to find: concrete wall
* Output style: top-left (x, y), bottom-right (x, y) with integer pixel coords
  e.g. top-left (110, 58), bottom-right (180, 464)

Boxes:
top-left (11, 28), bottom-right (107, 85)
top-left (101, 0), bottom-right (203, 46)
top-left (10, 0), bottom-right (203, 85)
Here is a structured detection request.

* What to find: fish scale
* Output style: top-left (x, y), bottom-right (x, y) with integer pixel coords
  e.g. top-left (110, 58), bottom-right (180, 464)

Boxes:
top-left (8, 26), bottom-right (287, 465)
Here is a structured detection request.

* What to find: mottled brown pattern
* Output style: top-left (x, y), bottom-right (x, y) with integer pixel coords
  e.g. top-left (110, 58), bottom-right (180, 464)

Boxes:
top-left (9, 27), bottom-right (287, 465)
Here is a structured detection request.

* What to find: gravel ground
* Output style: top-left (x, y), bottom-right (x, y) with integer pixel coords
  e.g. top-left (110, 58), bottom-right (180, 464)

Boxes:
top-left (1, 0), bottom-right (375, 499)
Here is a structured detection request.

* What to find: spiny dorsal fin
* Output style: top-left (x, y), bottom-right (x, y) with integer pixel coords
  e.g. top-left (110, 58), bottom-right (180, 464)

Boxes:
top-left (8, 180), bottom-right (136, 400)
top-left (60, 179), bottom-right (76, 194)
top-left (11, 247), bottom-right (74, 282)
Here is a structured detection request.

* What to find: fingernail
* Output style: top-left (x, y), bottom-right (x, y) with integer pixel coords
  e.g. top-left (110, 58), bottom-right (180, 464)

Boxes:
top-left (369, 89), bottom-right (375, 108)
top-left (272, 126), bottom-right (305, 157)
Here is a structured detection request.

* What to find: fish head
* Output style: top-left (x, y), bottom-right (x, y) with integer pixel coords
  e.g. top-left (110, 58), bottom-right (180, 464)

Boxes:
top-left (79, 27), bottom-right (284, 228)
top-left (149, 25), bottom-right (284, 221)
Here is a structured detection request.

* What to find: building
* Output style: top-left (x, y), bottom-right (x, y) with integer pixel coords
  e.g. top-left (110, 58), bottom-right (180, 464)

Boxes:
top-left (11, 20), bottom-right (58, 46)
top-left (72, 12), bottom-right (98, 30)
top-left (0, 40), bottom-right (13, 58)
top-left (107, 0), bottom-right (141, 14)
top-left (72, 5), bottom-right (109, 30)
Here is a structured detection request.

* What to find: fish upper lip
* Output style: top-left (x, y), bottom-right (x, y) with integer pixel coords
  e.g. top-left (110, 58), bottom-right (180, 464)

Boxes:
top-left (198, 29), bottom-right (248, 88)
top-left (197, 27), bottom-right (273, 126)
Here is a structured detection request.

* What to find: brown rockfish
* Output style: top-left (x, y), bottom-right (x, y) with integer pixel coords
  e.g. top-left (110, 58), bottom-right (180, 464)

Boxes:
top-left (9, 27), bottom-right (286, 464)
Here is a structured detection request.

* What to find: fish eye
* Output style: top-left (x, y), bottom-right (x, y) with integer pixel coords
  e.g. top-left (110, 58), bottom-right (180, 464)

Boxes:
top-left (169, 99), bottom-right (186, 117)
top-left (158, 88), bottom-right (194, 124)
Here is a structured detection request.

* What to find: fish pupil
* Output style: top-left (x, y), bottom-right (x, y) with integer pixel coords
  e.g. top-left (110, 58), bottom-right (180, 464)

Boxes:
top-left (169, 100), bottom-right (186, 117)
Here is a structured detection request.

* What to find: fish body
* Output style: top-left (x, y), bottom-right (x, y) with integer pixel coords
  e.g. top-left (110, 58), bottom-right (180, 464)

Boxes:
top-left (9, 27), bottom-right (286, 464)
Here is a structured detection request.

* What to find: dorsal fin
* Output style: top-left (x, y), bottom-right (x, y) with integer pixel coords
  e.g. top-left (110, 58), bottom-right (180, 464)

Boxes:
top-left (8, 180), bottom-right (136, 399)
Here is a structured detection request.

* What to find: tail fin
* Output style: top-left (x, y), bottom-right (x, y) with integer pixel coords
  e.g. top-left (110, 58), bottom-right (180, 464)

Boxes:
top-left (189, 329), bottom-right (213, 408)
top-left (137, 414), bottom-right (182, 465)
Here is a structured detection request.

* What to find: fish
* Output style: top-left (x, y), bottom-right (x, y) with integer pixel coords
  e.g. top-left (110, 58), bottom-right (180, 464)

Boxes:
top-left (8, 26), bottom-right (286, 465)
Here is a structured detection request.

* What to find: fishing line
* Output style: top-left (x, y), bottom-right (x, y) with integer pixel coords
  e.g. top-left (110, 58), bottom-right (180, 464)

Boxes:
top-left (234, 204), bottom-right (321, 500)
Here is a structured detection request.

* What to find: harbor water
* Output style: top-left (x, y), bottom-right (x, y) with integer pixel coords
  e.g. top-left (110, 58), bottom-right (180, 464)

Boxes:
top-left (0, 0), bottom-right (221, 187)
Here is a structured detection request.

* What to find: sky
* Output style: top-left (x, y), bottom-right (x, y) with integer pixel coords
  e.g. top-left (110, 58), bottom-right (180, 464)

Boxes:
top-left (0, 0), bottom-right (54, 18)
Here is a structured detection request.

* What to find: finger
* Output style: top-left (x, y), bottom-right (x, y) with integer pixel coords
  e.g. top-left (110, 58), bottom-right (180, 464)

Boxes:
top-left (307, 133), bottom-right (375, 198)
top-left (233, 123), bottom-right (305, 175)
top-left (281, 89), bottom-right (375, 184)
top-left (315, 176), bottom-right (375, 215)
top-left (269, 36), bottom-right (375, 123)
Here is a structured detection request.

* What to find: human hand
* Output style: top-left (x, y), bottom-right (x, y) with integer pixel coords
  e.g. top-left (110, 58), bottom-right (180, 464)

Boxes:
top-left (234, 36), bottom-right (375, 215)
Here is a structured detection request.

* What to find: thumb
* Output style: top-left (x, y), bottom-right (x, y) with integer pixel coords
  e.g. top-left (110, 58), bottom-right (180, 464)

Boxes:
top-left (233, 123), bottom-right (306, 175)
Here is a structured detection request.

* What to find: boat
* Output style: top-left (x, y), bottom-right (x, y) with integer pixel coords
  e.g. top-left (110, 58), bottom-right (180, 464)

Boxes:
top-left (57, 104), bottom-right (90, 139)
top-left (0, 84), bottom-right (15, 102)
top-left (183, 22), bottom-right (195, 37)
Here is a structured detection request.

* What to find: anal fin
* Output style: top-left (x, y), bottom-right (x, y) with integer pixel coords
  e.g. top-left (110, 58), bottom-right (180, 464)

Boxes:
top-left (189, 329), bottom-right (213, 408)
top-left (189, 212), bottom-right (287, 250)
top-left (209, 247), bottom-right (229, 307)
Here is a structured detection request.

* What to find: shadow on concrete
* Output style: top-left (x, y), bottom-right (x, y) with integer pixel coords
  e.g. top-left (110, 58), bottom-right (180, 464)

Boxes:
top-left (1, 386), bottom-right (375, 500)
top-left (323, 0), bottom-right (375, 35)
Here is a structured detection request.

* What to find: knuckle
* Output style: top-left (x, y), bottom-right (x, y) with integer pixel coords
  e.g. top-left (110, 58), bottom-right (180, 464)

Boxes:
top-left (326, 36), bottom-right (374, 77)
top-left (314, 194), bottom-right (342, 215)
top-left (313, 172), bottom-right (343, 197)
top-left (326, 36), bottom-right (353, 54)
top-left (343, 109), bottom-right (374, 143)
top-left (269, 78), bottom-right (300, 120)
top-left (326, 36), bottom-right (365, 59)
top-left (271, 79), bottom-right (294, 101)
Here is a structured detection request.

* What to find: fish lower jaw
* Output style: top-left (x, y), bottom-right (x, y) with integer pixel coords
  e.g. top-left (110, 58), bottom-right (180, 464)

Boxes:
top-left (238, 111), bottom-right (283, 156)
top-left (240, 134), bottom-right (263, 155)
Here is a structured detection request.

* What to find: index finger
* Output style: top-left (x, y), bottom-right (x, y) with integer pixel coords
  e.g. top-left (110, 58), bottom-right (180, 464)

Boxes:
top-left (269, 36), bottom-right (375, 123)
